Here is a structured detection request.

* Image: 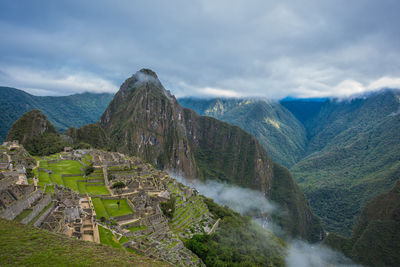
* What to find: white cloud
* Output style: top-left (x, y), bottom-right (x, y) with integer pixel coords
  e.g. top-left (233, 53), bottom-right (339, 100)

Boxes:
top-left (0, 66), bottom-right (118, 96)
top-left (200, 87), bottom-right (241, 98)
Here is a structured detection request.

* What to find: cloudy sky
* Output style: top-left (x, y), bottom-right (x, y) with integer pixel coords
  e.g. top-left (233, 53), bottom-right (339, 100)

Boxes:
top-left (1, 0), bottom-right (399, 98)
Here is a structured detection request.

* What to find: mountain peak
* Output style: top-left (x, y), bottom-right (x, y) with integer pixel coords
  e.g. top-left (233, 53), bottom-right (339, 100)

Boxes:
top-left (138, 68), bottom-right (158, 79)
top-left (131, 68), bottom-right (161, 87)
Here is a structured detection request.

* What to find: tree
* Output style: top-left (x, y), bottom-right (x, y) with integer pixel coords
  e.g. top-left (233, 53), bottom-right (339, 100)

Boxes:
top-left (111, 181), bottom-right (126, 189)
top-left (84, 163), bottom-right (94, 176)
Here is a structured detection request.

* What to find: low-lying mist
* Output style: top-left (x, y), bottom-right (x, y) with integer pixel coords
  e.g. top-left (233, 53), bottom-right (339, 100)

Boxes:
top-left (171, 173), bottom-right (362, 267)
top-left (172, 174), bottom-right (276, 215)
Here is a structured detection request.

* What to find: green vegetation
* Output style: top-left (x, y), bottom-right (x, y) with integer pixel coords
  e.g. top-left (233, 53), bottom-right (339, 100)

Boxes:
top-left (66, 123), bottom-right (110, 149)
top-left (128, 225), bottom-right (148, 232)
top-left (0, 218), bottom-right (164, 266)
top-left (182, 91), bottom-right (400, 238)
top-left (83, 162), bottom-right (94, 176)
top-left (92, 198), bottom-right (133, 219)
top-left (324, 181), bottom-right (400, 267)
top-left (5, 110), bottom-right (66, 156)
top-left (185, 197), bottom-right (286, 267)
top-left (270, 163), bottom-right (324, 242)
top-left (160, 197), bottom-right (176, 219)
top-left (179, 97), bottom-right (307, 168)
top-left (28, 202), bottom-right (54, 226)
top-left (0, 86), bottom-right (113, 142)
top-left (13, 209), bottom-right (32, 222)
top-left (289, 90), bottom-right (400, 235)
top-left (37, 159), bottom-right (82, 187)
top-left (36, 158), bottom-right (110, 195)
top-left (111, 181), bottom-right (126, 189)
top-left (98, 225), bottom-right (124, 249)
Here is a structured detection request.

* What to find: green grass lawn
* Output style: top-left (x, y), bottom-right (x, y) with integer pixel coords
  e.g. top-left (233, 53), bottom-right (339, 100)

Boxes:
top-left (37, 159), bottom-right (110, 196)
top-left (92, 198), bottom-right (108, 219)
top-left (102, 199), bottom-right (133, 218)
top-left (98, 225), bottom-right (123, 249)
top-left (38, 160), bottom-right (83, 186)
top-left (85, 185), bottom-right (110, 196)
top-left (92, 198), bottom-right (133, 219)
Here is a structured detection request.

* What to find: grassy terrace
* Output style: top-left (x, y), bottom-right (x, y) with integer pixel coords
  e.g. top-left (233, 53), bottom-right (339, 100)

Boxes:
top-left (0, 218), bottom-right (166, 266)
top-left (92, 198), bottom-right (133, 219)
top-left (98, 225), bottom-right (124, 249)
top-left (128, 225), bottom-right (148, 232)
top-left (28, 202), bottom-right (54, 226)
top-left (13, 209), bottom-right (32, 222)
top-left (37, 157), bottom-right (110, 196)
top-left (167, 182), bottom-right (209, 233)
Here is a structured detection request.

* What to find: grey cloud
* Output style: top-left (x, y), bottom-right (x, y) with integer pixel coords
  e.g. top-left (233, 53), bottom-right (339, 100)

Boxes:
top-left (0, 0), bottom-right (399, 98)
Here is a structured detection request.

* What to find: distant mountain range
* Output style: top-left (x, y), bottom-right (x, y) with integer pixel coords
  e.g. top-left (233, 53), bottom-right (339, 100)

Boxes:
top-left (0, 86), bottom-right (114, 142)
top-left (180, 90), bottom-right (400, 236)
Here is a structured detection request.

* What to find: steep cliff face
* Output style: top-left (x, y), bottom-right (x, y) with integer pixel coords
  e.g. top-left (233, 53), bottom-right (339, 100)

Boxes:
top-left (6, 110), bottom-right (65, 155)
top-left (99, 69), bottom-right (197, 177)
top-left (66, 123), bottom-right (109, 149)
top-left (73, 69), bottom-right (324, 242)
top-left (183, 108), bottom-right (273, 191)
top-left (179, 98), bottom-right (307, 168)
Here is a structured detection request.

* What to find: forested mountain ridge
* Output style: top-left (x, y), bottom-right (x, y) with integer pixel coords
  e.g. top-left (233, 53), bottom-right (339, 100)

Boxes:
top-left (178, 98), bottom-right (307, 168)
top-left (324, 180), bottom-right (400, 267)
top-left (6, 110), bottom-right (66, 156)
top-left (180, 90), bottom-right (400, 236)
top-left (289, 90), bottom-right (400, 235)
top-left (0, 86), bottom-right (114, 142)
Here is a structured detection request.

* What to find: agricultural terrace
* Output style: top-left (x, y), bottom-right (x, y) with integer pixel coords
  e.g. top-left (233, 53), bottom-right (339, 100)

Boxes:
top-left (92, 198), bottom-right (133, 219)
top-left (36, 156), bottom-right (109, 196)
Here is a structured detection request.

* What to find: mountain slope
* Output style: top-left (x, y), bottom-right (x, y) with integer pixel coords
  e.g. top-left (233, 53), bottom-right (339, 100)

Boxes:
top-left (6, 110), bottom-right (66, 156)
top-left (0, 86), bottom-right (113, 142)
top-left (324, 180), bottom-right (400, 267)
top-left (290, 90), bottom-right (400, 235)
top-left (0, 218), bottom-right (166, 266)
top-left (71, 69), bottom-right (324, 242)
top-left (179, 98), bottom-right (307, 168)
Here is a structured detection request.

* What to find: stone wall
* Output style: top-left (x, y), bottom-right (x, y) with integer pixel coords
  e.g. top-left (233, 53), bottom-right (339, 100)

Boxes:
top-left (0, 189), bottom-right (42, 220)
top-left (21, 193), bottom-right (52, 224)
top-left (0, 177), bottom-right (16, 191)
top-left (34, 204), bottom-right (55, 227)
top-left (112, 213), bottom-right (135, 222)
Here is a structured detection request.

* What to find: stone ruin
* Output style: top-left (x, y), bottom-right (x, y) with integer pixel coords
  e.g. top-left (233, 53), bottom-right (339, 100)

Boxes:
top-left (40, 185), bottom-right (100, 243)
